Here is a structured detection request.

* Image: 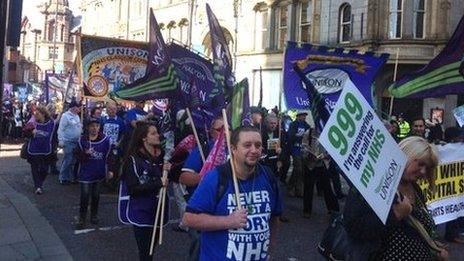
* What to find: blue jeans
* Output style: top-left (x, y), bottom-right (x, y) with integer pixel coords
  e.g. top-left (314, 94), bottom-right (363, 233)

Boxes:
top-left (59, 141), bottom-right (77, 182)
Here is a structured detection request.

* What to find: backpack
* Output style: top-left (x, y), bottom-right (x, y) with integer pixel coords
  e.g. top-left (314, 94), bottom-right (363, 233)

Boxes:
top-left (214, 162), bottom-right (278, 208)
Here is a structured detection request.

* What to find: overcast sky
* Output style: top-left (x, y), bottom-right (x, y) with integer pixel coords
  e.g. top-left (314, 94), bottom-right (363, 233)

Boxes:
top-left (23, 0), bottom-right (81, 19)
top-left (22, 0), bottom-right (81, 28)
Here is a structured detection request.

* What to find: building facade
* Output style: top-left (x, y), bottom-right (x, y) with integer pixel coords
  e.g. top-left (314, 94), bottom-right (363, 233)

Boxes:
top-left (79, 0), bottom-right (464, 126)
top-left (20, 0), bottom-right (76, 82)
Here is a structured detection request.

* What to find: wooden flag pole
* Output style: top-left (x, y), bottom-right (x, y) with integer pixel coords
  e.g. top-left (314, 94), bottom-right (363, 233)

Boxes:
top-left (149, 176), bottom-right (165, 255)
top-left (185, 107), bottom-right (206, 163)
top-left (158, 185), bottom-right (167, 245)
top-left (389, 48), bottom-right (400, 117)
top-left (221, 109), bottom-right (242, 209)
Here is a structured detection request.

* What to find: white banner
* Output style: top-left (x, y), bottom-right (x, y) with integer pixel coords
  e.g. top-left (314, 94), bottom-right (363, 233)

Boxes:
top-left (319, 83), bottom-right (407, 224)
top-left (420, 142), bottom-right (464, 224)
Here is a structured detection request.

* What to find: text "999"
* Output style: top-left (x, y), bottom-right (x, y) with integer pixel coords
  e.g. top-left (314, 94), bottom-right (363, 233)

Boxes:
top-left (328, 93), bottom-right (363, 156)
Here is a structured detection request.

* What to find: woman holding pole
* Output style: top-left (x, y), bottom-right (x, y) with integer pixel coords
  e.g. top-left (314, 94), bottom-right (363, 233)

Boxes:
top-left (344, 136), bottom-right (448, 260)
top-left (118, 122), bottom-right (169, 261)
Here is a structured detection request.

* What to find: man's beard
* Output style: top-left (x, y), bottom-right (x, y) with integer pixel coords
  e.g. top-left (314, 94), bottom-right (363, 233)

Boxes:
top-left (244, 160), bottom-right (257, 170)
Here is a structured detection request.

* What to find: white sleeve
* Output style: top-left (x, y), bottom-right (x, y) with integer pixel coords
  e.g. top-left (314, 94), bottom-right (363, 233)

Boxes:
top-left (57, 113), bottom-right (67, 141)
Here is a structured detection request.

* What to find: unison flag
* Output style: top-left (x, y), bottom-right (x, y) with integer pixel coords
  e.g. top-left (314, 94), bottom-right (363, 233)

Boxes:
top-left (111, 9), bottom-right (179, 101)
top-left (79, 36), bottom-right (148, 98)
top-left (389, 15), bottom-right (464, 98)
top-left (168, 42), bottom-right (224, 120)
top-left (284, 41), bottom-right (389, 110)
top-left (293, 63), bottom-right (331, 132)
top-left (206, 4), bottom-right (235, 100)
top-left (188, 79), bottom-right (213, 135)
top-left (229, 78), bottom-right (251, 130)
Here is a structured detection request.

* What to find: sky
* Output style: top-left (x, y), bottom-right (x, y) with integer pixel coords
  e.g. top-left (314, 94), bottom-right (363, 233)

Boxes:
top-left (22, 0), bottom-right (81, 28)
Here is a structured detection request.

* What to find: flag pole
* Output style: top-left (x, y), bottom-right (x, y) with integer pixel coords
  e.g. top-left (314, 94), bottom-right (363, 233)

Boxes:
top-left (149, 187), bottom-right (163, 255)
top-left (221, 109), bottom-right (242, 209)
top-left (186, 107), bottom-right (206, 163)
top-left (158, 185), bottom-right (167, 245)
top-left (389, 48), bottom-right (400, 117)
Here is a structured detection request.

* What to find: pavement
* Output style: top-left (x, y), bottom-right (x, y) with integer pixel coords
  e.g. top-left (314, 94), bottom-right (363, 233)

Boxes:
top-left (0, 155), bottom-right (72, 260)
top-left (1, 142), bottom-right (463, 260)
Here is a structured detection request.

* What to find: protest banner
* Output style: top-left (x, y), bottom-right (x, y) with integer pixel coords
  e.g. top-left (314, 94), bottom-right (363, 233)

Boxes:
top-left (453, 105), bottom-right (464, 127)
top-left (44, 72), bottom-right (80, 102)
top-left (319, 82), bottom-right (407, 224)
top-left (80, 35), bottom-right (148, 98)
top-left (419, 142), bottom-right (464, 224)
top-left (283, 41), bottom-right (389, 110)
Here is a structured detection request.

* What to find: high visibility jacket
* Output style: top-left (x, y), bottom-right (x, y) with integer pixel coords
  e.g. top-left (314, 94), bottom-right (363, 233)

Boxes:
top-left (398, 121), bottom-right (410, 139)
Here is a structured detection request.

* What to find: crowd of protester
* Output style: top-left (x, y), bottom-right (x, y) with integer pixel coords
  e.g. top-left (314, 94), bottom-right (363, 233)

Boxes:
top-left (3, 96), bottom-right (464, 260)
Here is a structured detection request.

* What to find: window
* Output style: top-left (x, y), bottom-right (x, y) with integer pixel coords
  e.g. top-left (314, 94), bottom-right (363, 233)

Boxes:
top-left (299, 1), bottom-right (312, 42)
top-left (277, 5), bottom-right (288, 49)
top-left (60, 25), bottom-right (64, 42)
top-left (413, 0), bottom-right (425, 38)
top-left (339, 4), bottom-right (351, 43)
top-left (48, 20), bottom-right (55, 41)
top-left (389, 0), bottom-right (403, 39)
top-left (48, 46), bottom-right (58, 59)
top-left (254, 5), bottom-right (268, 50)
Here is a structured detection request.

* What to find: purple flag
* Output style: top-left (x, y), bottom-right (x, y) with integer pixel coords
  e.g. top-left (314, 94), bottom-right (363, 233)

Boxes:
top-left (293, 63), bottom-right (331, 132)
top-left (112, 9), bottom-right (179, 101)
top-left (389, 15), bottom-right (464, 98)
top-left (168, 42), bottom-right (221, 128)
top-left (284, 42), bottom-right (389, 110)
top-left (168, 42), bottom-right (224, 112)
top-left (206, 4), bottom-right (235, 96)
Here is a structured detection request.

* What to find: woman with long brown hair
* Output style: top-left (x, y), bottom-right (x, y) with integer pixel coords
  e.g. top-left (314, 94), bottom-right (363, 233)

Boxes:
top-left (118, 122), bottom-right (169, 261)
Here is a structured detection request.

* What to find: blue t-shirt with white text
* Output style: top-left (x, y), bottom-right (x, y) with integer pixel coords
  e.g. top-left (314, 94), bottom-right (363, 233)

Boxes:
top-left (102, 116), bottom-right (126, 145)
top-left (186, 165), bottom-right (283, 261)
top-left (125, 108), bottom-right (148, 134)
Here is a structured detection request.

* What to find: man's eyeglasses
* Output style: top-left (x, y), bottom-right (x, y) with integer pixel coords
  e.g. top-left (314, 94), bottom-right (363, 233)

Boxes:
top-left (212, 127), bottom-right (223, 132)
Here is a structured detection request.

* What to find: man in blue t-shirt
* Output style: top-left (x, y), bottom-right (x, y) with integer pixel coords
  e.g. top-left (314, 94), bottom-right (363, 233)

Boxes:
top-left (183, 126), bottom-right (282, 261)
top-left (102, 103), bottom-right (126, 147)
top-left (124, 100), bottom-right (153, 134)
